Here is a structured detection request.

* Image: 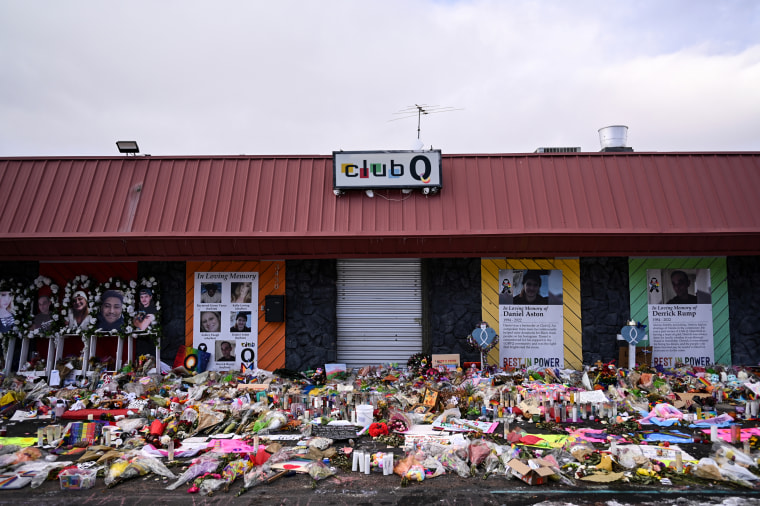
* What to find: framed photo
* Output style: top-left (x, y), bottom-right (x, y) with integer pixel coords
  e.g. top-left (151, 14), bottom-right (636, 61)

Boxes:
top-left (412, 405), bottom-right (432, 415)
top-left (423, 388), bottom-right (439, 407)
top-left (411, 388), bottom-right (439, 414)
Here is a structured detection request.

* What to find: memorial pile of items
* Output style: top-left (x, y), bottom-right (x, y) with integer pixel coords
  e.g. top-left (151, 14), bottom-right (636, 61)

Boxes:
top-left (0, 350), bottom-right (760, 494)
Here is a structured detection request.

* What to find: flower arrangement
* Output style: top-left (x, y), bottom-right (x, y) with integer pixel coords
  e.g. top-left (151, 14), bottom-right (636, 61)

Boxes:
top-left (132, 276), bottom-right (161, 348)
top-left (61, 275), bottom-right (97, 340)
top-left (24, 276), bottom-right (63, 340)
top-left (387, 410), bottom-right (412, 433)
top-left (466, 322), bottom-right (498, 354)
top-left (368, 422), bottom-right (389, 437)
top-left (0, 278), bottom-right (31, 359)
top-left (92, 277), bottom-right (135, 337)
top-left (406, 352), bottom-right (432, 376)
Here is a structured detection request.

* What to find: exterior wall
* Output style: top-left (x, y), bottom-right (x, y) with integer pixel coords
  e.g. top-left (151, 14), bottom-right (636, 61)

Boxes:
top-left (580, 257), bottom-right (630, 365)
top-left (481, 259), bottom-right (582, 369)
top-left (427, 258), bottom-right (482, 362)
top-left (184, 261), bottom-right (286, 371)
top-left (7, 255), bottom-right (760, 370)
top-left (285, 259), bottom-right (337, 371)
top-left (728, 256), bottom-right (760, 365)
top-left (0, 261), bottom-right (38, 285)
top-left (282, 258), bottom-right (483, 371)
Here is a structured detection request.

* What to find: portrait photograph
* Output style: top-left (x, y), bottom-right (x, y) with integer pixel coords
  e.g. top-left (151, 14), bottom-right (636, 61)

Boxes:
top-left (96, 289), bottom-right (125, 331)
top-left (200, 310), bottom-right (222, 333)
top-left (230, 281), bottom-right (253, 304)
top-left (229, 311), bottom-right (252, 333)
top-left (216, 340), bottom-right (236, 362)
top-left (200, 283), bottom-right (222, 304)
top-left (133, 285), bottom-right (158, 331)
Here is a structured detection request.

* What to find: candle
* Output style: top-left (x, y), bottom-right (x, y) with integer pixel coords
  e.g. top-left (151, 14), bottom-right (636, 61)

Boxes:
top-left (731, 424), bottom-right (741, 444)
top-left (383, 453), bottom-right (394, 476)
top-left (364, 453), bottom-right (371, 475)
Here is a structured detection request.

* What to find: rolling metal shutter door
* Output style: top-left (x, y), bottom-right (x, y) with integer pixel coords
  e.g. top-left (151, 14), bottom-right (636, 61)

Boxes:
top-left (337, 259), bottom-right (422, 368)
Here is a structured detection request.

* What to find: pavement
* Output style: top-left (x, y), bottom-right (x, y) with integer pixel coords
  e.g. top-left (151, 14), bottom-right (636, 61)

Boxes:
top-left (2, 417), bottom-right (760, 506)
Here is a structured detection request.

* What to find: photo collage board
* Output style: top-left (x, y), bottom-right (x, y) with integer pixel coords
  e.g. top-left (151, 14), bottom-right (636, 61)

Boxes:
top-left (193, 271), bottom-right (258, 372)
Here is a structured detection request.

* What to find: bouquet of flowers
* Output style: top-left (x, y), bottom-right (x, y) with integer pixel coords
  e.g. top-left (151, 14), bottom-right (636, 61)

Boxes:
top-left (388, 410), bottom-right (413, 433)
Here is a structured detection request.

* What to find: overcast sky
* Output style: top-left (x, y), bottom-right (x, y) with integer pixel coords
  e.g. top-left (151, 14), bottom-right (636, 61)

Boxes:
top-left (1, 1), bottom-right (759, 157)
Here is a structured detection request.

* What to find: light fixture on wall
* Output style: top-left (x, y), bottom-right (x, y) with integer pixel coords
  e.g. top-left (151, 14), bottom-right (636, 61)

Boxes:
top-left (365, 189), bottom-right (375, 198)
top-left (116, 141), bottom-right (140, 155)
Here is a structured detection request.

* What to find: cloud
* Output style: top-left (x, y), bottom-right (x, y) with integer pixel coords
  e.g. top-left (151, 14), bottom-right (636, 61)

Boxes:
top-left (1, 1), bottom-right (759, 156)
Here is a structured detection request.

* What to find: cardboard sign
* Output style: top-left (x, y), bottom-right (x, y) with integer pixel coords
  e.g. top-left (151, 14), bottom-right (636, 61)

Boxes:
top-left (432, 354), bottom-right (460, 370)
top-left (507, 458), bottom-right (555, 485)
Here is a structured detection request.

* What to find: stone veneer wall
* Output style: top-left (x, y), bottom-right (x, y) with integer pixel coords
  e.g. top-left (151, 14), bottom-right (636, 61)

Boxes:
top-left (284, 259), bottom-right (337, 371)
top-left (426, 258), bottom-right (482, 363)
top-left (580, 257), bottom-right (631, 365)
top-left (282, 258), bottom-right (483, 371)
top-left (727, 256), bottom-right (760, 366)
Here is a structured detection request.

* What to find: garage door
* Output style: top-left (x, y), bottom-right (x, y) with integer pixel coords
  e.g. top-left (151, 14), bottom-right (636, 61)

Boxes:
top-left (337, 259), bottom-right (422, 368)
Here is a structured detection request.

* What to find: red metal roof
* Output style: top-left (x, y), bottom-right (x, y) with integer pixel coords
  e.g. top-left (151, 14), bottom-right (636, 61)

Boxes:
top-left (1, 152), bottom-right (759, 260)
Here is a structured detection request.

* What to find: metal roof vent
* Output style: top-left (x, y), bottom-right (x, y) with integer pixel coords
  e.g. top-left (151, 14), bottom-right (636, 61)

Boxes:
top-left (534, 147), bottom-right (581, 153)
top-left (598, 125), bottom-right (633, 152)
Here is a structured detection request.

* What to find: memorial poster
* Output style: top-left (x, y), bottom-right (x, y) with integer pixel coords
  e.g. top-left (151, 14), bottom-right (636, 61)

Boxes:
top-left (498, 269), bottom-right (564, 369)
top-left (193, 271), bottom-right (258, 372)
top-left (647, 268), bottom-right (713, 367)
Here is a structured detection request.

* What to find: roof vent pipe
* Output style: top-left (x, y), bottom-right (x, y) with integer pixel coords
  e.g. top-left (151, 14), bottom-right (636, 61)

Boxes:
top-left (598, 125), bottom-right (629, 150)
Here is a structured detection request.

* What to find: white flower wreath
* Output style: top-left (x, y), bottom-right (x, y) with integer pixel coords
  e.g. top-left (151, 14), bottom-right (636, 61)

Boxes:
top-left (133, 276), bottom-right (161, 347)
top-left (61, 274), bottom-right (97, 339)
top-left (0, 278), bottom-right (32, 357)
top-left (24, 276), bottom-right (64, 340)
top-left (92, 277), bottom-right (136, 337)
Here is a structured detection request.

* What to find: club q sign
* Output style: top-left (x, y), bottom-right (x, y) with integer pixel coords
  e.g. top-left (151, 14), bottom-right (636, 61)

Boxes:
top-left (333, 150), bottom-right (442, 190)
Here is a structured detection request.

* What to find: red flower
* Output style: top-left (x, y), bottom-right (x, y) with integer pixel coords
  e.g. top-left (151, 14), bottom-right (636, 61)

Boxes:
top-left (368, 422), bottom-right (389, 437)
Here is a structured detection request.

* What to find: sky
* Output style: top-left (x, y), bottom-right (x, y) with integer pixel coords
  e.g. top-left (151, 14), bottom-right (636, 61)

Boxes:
top-left (1, 0), bottom-right (759, 157)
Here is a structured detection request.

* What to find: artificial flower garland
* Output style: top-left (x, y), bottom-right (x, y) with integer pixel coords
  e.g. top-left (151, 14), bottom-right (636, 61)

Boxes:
top-left (132, 276), bottom-right (162, 348)
top-left (61, 274), bottom-right (97, 342)
top-left (0, 278), bottom-right (31, 360)
top-left (24, 276), bottom-right (63, 340)
top-left (92, 277), bottom-right (135, 337)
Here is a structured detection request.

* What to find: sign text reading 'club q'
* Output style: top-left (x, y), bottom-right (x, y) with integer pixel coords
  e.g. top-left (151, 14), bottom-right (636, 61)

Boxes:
top-left (333, 150), bottom-right (442, 190)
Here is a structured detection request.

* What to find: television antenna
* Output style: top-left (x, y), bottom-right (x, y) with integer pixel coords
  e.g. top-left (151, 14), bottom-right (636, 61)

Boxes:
top-left (390, 104), bottom-right (463, 139)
